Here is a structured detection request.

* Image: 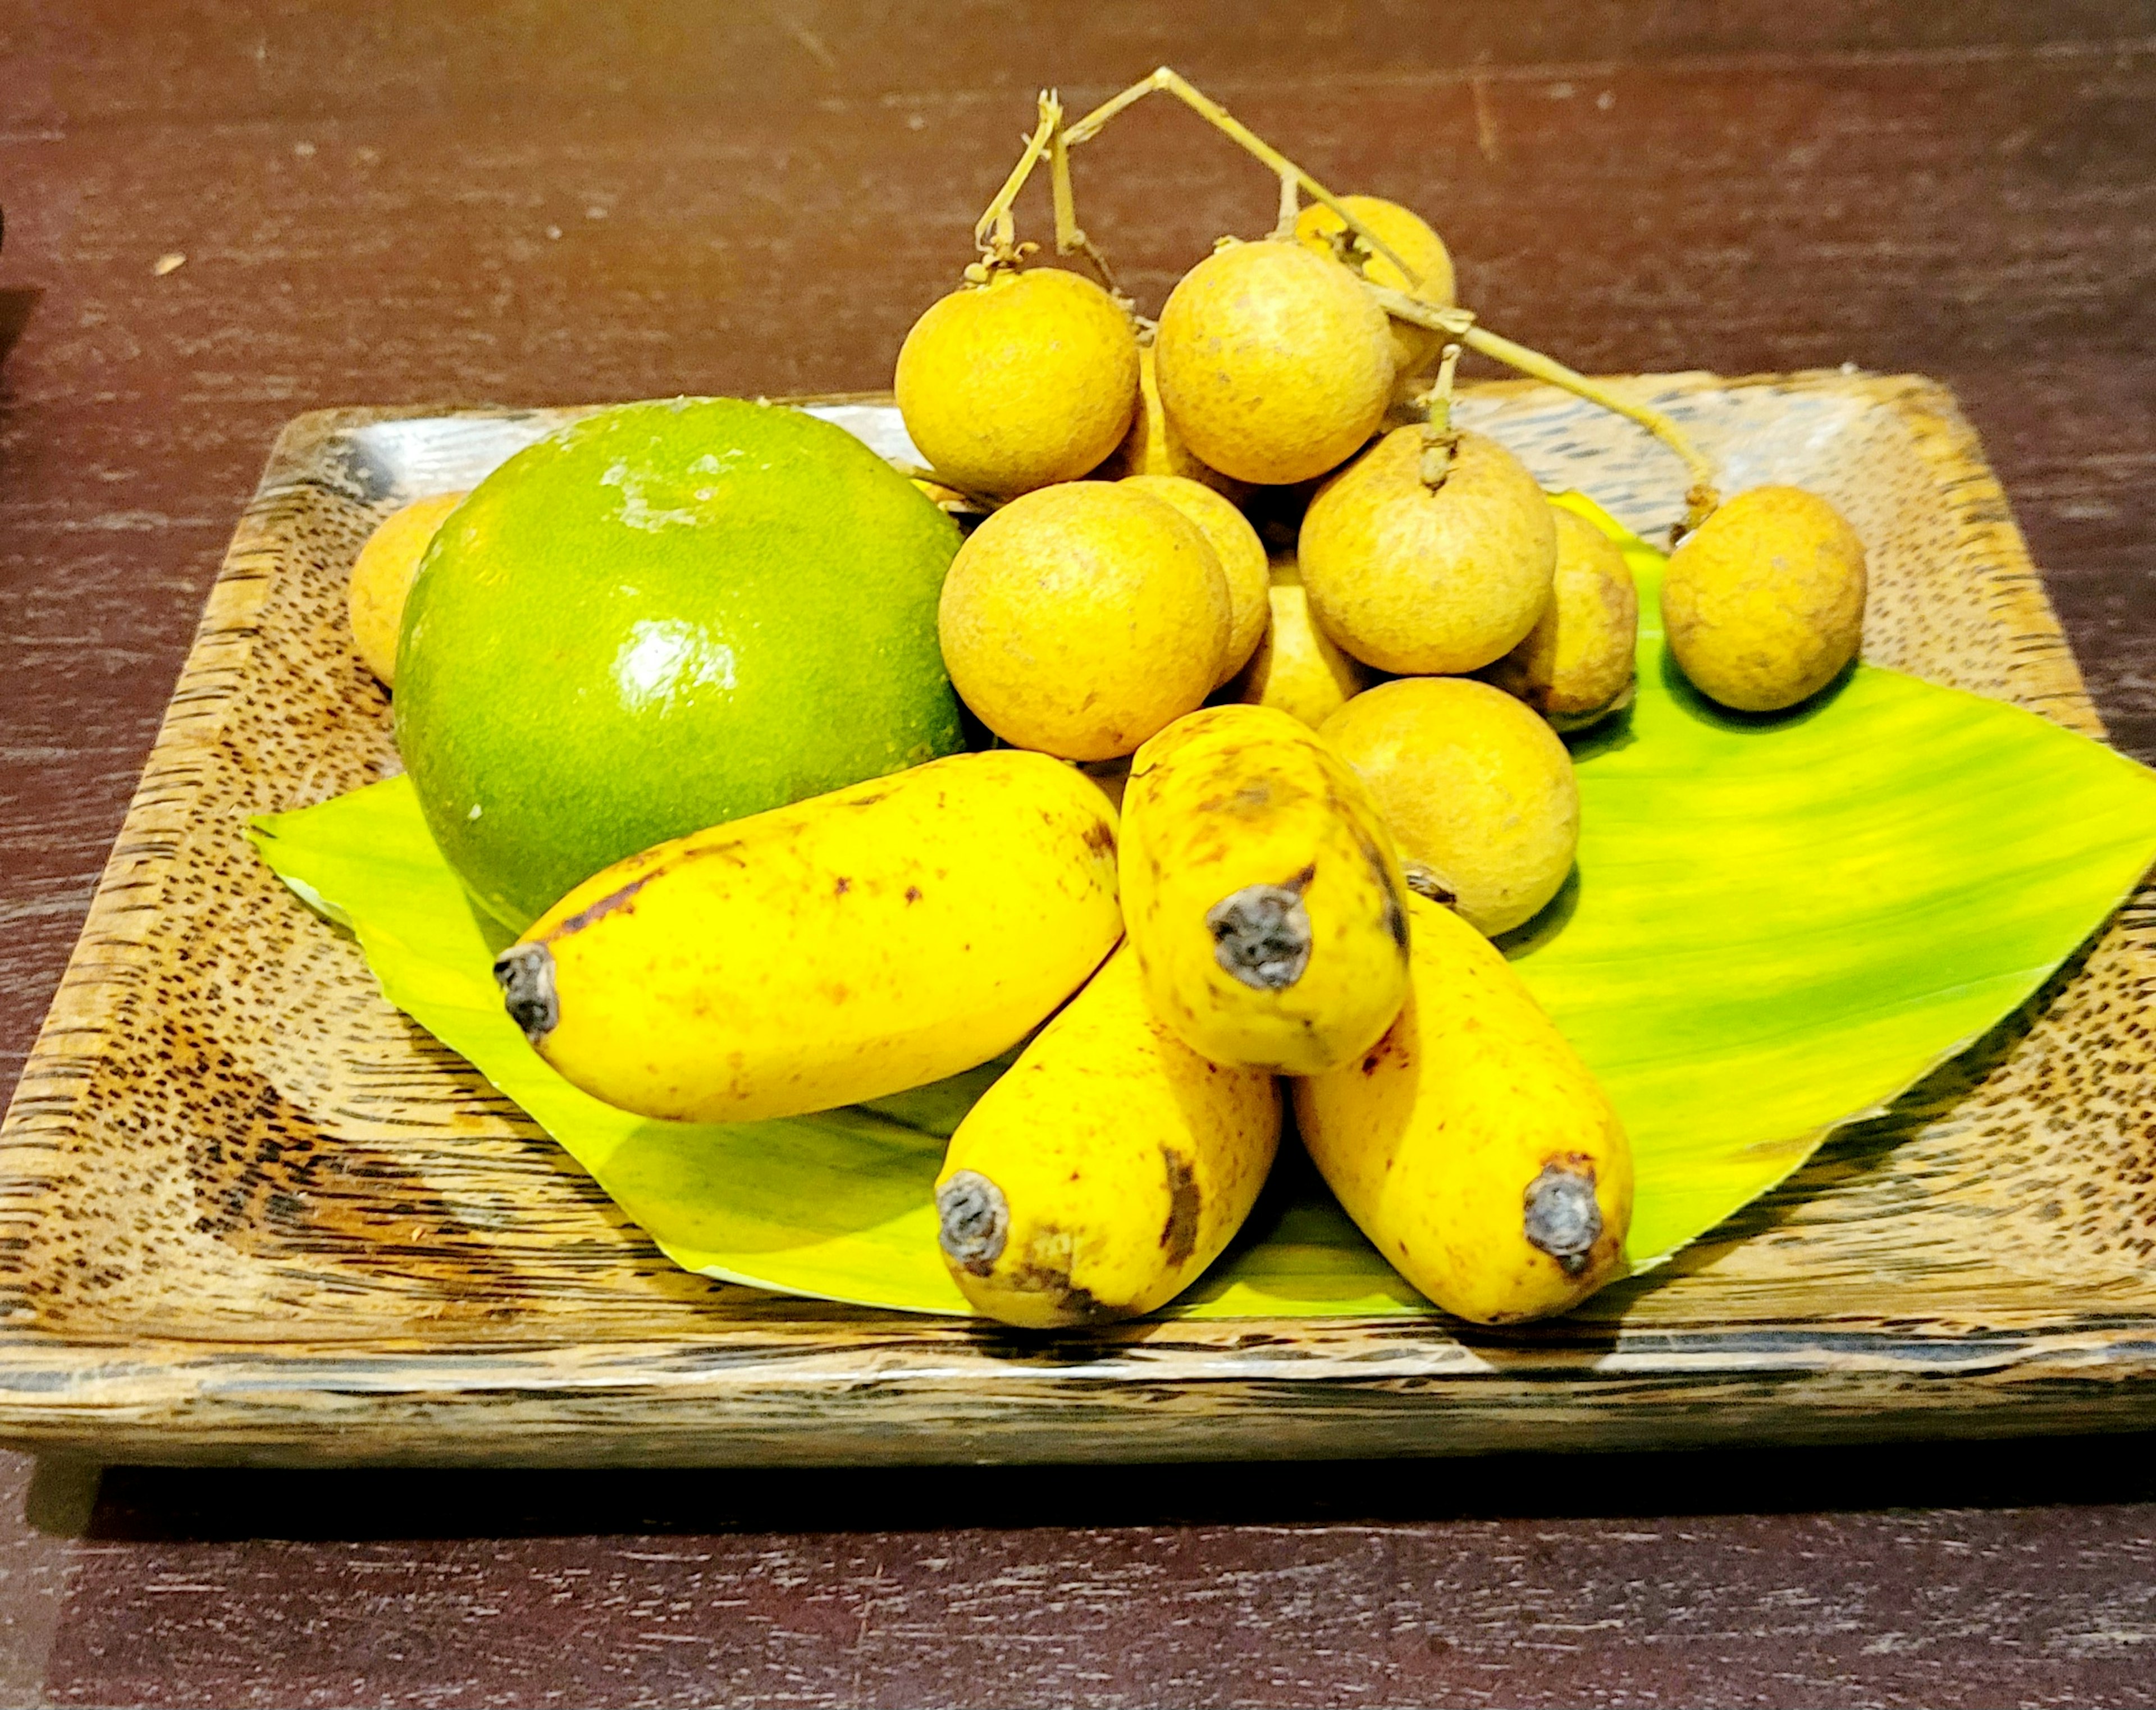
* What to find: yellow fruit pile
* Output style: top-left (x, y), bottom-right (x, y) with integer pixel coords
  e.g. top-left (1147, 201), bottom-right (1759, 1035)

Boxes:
top-left (347, 71), bottom-right (1874, 1333)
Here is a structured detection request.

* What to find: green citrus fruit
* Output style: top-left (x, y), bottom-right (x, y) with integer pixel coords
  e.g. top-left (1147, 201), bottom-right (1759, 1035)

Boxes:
top-left (394, 397), bottom-right (965, 929)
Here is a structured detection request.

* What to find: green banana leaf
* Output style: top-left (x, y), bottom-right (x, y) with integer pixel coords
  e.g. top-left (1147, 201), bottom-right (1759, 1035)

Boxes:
top-left (249, 497), bottom-right (2156, 1318)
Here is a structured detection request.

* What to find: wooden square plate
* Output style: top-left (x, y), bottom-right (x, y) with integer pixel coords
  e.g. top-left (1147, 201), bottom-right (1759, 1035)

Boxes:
top-left (3, 372), bottom-right (2152, 1467)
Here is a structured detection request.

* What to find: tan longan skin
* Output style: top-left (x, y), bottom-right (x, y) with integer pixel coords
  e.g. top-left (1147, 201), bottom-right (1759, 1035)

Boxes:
top-left (349, 490), bottom-right (467, 687)
top-left (1292, 194), bottom-right (1456, 380)
top-left (938, 483), bottom-right (1232, 761)
top-left (1662, 485), bottom-right (1868, 712)
top-left (895, 267), bottom-right (1140, 498)
top-left (1482, 505), bottom-right (1639, 729)
top-left (1118, 474), bottom-right (1269, 684)
top-left (1299, 428), bottom-right (1557, 675)
top-left (1096, 344), bottom-right (1250, 501)
top-left (1154, 239), bottom-right (1394, 487)
top-left (1321, 676), bottom-right (1581, 939)
top-left (1225, 557), bottom-right (1373, 730)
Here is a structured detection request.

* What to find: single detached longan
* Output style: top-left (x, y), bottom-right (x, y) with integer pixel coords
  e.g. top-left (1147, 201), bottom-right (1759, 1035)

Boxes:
top-left (348, 490), bottom-right (468, 687)
top-left (1662, 486), bottom-right (1867, 712)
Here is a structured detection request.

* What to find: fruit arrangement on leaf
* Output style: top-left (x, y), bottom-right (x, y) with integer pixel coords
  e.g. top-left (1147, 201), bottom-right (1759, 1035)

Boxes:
top-left (334, 68), bottom-right (1907, 1332)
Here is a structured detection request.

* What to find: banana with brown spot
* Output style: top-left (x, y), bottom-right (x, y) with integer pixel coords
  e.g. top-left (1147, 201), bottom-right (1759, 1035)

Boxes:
top-left (1120, 703), bottom-right (1411, 1075)
top-left (935, 944), bottom-right (1281, 1328)
top-left (494, 750), bottom-right (1123, 1124)
top-left (1295, 893), bottom-right (1633, 1323)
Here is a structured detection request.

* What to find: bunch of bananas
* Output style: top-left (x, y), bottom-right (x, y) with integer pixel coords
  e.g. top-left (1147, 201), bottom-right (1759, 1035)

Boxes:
top-left (494, 703), bottom-right (1632, 1330)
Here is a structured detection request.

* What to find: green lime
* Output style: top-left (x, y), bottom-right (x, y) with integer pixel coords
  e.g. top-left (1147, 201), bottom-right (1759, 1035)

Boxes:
top-left (394, 397), bottom-right (965, 928)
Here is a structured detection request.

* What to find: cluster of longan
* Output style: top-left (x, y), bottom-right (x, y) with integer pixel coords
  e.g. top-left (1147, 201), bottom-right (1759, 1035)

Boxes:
top-left (892, 71), bottom-right (1868, 939)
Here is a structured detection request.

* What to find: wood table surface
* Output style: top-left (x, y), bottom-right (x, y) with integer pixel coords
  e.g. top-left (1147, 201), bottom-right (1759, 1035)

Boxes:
top-left (3, 3), bottom-right (2155, 1704)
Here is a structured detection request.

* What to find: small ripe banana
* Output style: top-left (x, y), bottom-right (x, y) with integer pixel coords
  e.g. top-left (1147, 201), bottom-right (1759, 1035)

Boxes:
top-left (495, 750), bottom-right (1123, 1123)
top-left (1119, 703), bottom-right (1411, 1075)
top-left (935, 944), bottom-right (1281, 1328)
top-left (1295, 893), bottom-right (1633, 1322)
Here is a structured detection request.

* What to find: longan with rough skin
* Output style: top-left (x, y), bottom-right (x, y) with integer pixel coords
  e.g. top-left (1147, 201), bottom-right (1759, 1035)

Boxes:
top-left (1482, 504), bottom-right (1639, 730)
top-left (1662, 485), bottom-right (1868, 712)
top-left (1321, 676), bottom-right (1581, 939)
top-left (1299, 427), bottom-right (1556, 675)
top-left (1225, 555), bottom-right (1373, 730)
top-left (896, 267), bottom-right (1140, 498)
top-left (348, 490), bottom-right (467, 687)
top-left (938, 482), bottom-right (1231, 761)
top-left (1294, 194), bottom-right (1457, 383)
top-left (1096, 344), bottom-right (1249, 500)
top-left (1118, 473), bottom-right (1269, 685)
top-left (1154, 238), bottom-right (1394, 486)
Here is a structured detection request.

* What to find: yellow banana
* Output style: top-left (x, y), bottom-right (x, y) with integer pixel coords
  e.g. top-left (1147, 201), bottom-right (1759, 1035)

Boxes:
top-left (935, 944), bottom-right (1280, 1328)
top-left (1294, 893), bottom-right (1633, 1322)
top-left (1120, 703), bottom-right (1410, 1075)
top-left (495, 750), bottom-right (1123, 1123)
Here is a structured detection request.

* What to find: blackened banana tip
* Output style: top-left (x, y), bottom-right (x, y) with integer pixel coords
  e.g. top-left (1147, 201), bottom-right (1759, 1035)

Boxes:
top-left (494, 941), bottom-right (559, 1044)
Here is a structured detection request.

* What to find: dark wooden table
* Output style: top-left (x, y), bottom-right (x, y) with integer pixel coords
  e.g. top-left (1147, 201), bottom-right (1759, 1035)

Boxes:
top-left (3, 3), bottom-right (2155, 1704)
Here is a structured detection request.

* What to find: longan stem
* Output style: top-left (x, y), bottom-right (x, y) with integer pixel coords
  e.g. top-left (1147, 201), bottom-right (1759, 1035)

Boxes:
top-left (1465, 324), bottom-right (1723, 529)
top-left (1271, 170), bottom-right (1300, 239)
top-left (1047, 94), bottom-right (1125, 297)
top-left (1065, 67), bottom-right (1424, 290)
top-left (1363, 282), bottom-right (1723, 527)
top-left (1055, 67), bottom-right (1724, 529)
top-left (974, 95), bottom-right (1062, 262)
top-left (1424, 342), bottom-right (1463, 437)
top-left (1419, 343), bottom-right (1463, 488)
top-left (1062, 74), bottom-right (1161, 144)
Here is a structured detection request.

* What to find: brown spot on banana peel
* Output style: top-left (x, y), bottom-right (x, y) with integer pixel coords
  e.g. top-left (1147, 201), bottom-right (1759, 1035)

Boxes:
top-left (1159, 1147), bottom-right (1200, 1266)
top-left (1011, 1269), bottom-right (1118, 1325)
top-left (545, 871), bottom-right (655, 939)
top-left (1082, 819), bottom-right (1117, 857)
top-left (493, 941), bottom-right (559, 1044)
top-left (1360, 1030), bottom-right (1400, 1076)
top-left (1206, 872), bottom-right (1315, 990)
top-left (1523, 1159), bottom-right (1603, 1277)
top-left (936, 1169), bottom-right (1008, 1276)
top-left (1356, 830), bottom-right (1412, 954)
top-left (540, 837), bottom-right (759, 947)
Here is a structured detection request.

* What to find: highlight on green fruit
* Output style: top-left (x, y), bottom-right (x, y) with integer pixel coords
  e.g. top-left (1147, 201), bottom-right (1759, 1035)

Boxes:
top-left (254, 495), bottom-right (2156, 1319)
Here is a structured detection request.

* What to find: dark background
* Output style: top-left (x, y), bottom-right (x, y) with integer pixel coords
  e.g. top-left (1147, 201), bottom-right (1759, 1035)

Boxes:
top-left (2, 2), bottom-right (2155, 1703)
